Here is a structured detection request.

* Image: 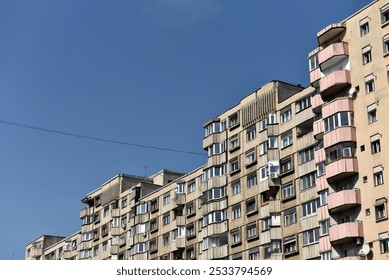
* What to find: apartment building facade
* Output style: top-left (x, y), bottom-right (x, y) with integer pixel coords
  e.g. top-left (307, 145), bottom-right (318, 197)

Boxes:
top-left (307, 0), bottom-right (389, 260)
top-left (26, 0), bottom-right (389, 260)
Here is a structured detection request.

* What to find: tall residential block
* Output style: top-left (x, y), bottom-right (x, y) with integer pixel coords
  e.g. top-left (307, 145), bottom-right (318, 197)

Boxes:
top-left (26, 0), bottom-right (389, 260)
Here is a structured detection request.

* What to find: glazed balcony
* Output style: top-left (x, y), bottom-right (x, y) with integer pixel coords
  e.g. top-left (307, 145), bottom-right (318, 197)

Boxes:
top-left (199, 244), bottom-right (229, 260)
top-left (323, 126), bottom-right (356, 148)
top-left (203, 130), bottom-right (227, 150)
top-left (200, 175), bottom-right (227, 193)
top-left (319, 42), bottom-right (349, 71)
top-left (319, 70), bottom-right (351, 98)
top-left (312, 94), bottom-right (324, 113)
top-left (201, 198), bottom-right (228, 216)
top-left (317, 23), bottom-right (346, 45)
top-left (328, 189), bottom-right (361, 213)
top-left (326, 158), bottom-right (358, 183)
top-left (322, 97), bottom-right (354, 119)
top-left (329, 221), bottom-right (363, 244)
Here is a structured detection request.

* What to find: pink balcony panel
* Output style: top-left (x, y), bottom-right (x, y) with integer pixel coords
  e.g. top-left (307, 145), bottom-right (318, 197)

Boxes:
top-left (316, 176), bottom-right (330, 193)
top-left (317, 23), bottom-right (346, 45)
top-left (319, 42), bottom-right (349, 71)
top-left (319, 70), bottom-right (351, 98)
top-left (313, 120), bottom-right (323, 138)
top-left (322, 97), bottom-right (354, 119)
top-left (310, 67), bottom-right (321, 88)
top-left (319, 235), bottom-right (331, 253)
top-left (329, 221), bottom-right (363, 244)
top-left (314, 147), bottom-right (325, 163)
top-left (312, 93), bottom-right (323, 113)
top-left (317, 205), bottom-right (329, 221)
top-left (323, 126), bottom-right (356, 148)
top-left (328, 189), bottom-right (361, 213)
top-left (338, 256), bottom-right (364, 260)
top-left (326, 158), bottom-right (358, 182)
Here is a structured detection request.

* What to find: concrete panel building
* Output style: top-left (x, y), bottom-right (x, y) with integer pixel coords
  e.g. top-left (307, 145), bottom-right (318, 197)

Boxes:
top-left (26, 0), bottom-right (389, 260)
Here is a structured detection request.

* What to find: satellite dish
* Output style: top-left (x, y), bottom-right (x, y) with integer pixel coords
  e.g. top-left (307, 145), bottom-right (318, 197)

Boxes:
top-left (361, 244), bottom-right (370, 256)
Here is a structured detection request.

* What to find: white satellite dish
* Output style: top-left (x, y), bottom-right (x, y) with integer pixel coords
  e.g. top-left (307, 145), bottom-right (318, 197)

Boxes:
top-left (361, 244), bottom-right (370, 256)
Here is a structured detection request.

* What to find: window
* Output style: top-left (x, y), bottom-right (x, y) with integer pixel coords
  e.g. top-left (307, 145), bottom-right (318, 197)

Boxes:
top-left (381, 5), bottom-right (389, 25)
top-left (231, 230), bottom-right (241, 245)
top-left (282, 183), bottom-right (295, 200)
top-left (246, 197), bottom-right (257, 214)
top-left (163, 213), bottom-right (170, 225)
top-left (231, 180), bottom-right (241, 196)
top-left (121, 198), bottom-right (127, 208)
top-left (302, 199), bottom-right (320, 217)
top-left (268, 136), bottom-right (278, 148)
top-left (249, 250), bottom-right (259, 260)
top-left (367, 104), bottom-right (377, 124)
top-left (208, 186), bottom-right (227, 200)
top-left (281, 130), bottom-right (293, 148)
top-left (204, 122), bottom-right (222, 137)
top-left (280, 106), bottom-right (292, 124)
top-left (245, 149), bottom-right (256, 165)
top-left (309, 53), bottom-right (319, 71)
top-left (103, 206), bottom-right (110, 217)
top-left (371, 135), bottom-right (381, 154)
top-left (365, 75), bottom-right (375, 93)
top-left (229, 113), bottom-right (239, 128)
top-left (229, 134), bottom-right (239, 150)
top-left (163, 192), bottom-right (170, 205)
top-left (111, 217), bottom-right (119, 228)
top-left (246, 222), bottom-right (258, 239)
top-left (284, 235), bottom-right (298, 255)
top-left (175, 183), bottom-right (185, 196)
top-left (259, 118), bottom-right (268, 131)
top-left (247, 172), bottom-right (258, 187)
top-left (208, 142), bottom-right (226, 157)
top-left (268, 160), bottom-right (279, 178)
top-left (284, 208), bottom-right (297, 226)
top-left (150, 198), bottom-right (158, 212)
top-left (246, 125), bottom-right (256, 141)
top-left (325, 143), bottom-right (355, 164)
top-left (316, 161), bottom-right (326, 177)
top-left (162, 233), bottom-right (169, 246)
top-left (299, 146), bottom-right (314, 164)
top-left (187, 180), bottom-right (196, 193)
top-left (102, 241), bottom-right (108, 252)
top-left (383, 34), bottom-right (389, 55)
top-left (296, 95), bottom-right (312, 112)
top-left (186, 202), bottom-right (195, 216)
top-left (186, 246), bottom-right (195, 259)
top-left (186, 223), bottom-right (195, 237)
top-left (150, 218), bottom-right (158, 232)
top-left (319, 190), bottom-right (328, 206)
top-left (380, 239), bottom-right (389, 253)
top-left (268, 112), bottom-right (277, 124)
top-left (280, 156), bottom-right (293, 174)
top-left (319, 219), bottom-right (330, 236)
top-left (230, 157), bottom-right (240, 173)
top-left (374, 166), bottom-right (384, 186)
top-left (136, 203), bottom-right (148, 214)
top-left (302, 228), bottom-right (320, 245)
top-left (321, 251), bottom-right (332, 260)
top-left (202, 210), bottom-right (228, 227)
top-left (362, 46), bottom-right (372, 64)
top-left (375, 199), bottom-right (387, 221)
top-left (360, 19), bottom-right (369, 36)
top-left (231, 204), bottom-right (241, 220)
top-left (259, 141), bottom-right (268, 155)
top-left (149, 238), bottom-right (157, 252)
top-left (301, 172), bottom-right (316, 190)
top-left (323, 112), bottom-right (354, 132)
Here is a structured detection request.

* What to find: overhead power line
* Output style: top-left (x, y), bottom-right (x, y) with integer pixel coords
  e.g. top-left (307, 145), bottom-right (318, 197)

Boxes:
top-left (0, 119), bottom-right (206, 156)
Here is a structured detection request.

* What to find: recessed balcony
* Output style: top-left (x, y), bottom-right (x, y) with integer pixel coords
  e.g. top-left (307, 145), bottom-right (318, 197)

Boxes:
top-left (326, 158), bottom-right (358, 183)
top-left (317, 23), bottom-right (346, 45)
top-left (328, 189), bottom-right (361, 213)
top-left (329, 221), bottom-right (363, 245)
top-left (322, 97), bottom-right (354, 119)
top-left (319, 70), bottom-right (351, 98)
top-left (323, 126), bottom-right (356, 148)
top-left (319, 42), bottom-right (349, 71)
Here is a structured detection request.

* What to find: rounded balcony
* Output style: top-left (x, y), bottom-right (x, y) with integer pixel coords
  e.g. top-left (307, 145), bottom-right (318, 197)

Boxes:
top-left (319, 70), bottom-right (351, 98)
top-left (328, 189), bottom-right (361, 213)
top-left (326, 158), bottom-right (358, 183)
top-left (319, 42), bottom-right (349, 71)
top-left (329, 221), bottom-right (363, 245)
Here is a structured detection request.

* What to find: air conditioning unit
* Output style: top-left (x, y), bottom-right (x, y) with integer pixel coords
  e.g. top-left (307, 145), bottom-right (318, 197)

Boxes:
top-left (269, 173), bottom-right (278, 179)
top-left (349, 86), bottom-right (359, 98)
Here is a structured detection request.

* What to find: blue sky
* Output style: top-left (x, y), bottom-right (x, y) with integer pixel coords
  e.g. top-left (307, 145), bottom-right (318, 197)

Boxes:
top-left (0, 0), bottom-right (371, 260)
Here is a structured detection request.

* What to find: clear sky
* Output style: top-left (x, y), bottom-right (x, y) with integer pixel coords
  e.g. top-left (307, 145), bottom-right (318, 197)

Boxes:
top-left (0, 0), bottom-right (372, 260)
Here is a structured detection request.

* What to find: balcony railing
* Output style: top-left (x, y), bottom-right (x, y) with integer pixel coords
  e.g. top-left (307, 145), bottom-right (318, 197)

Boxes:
top-left (326, 158), bottom-right (358, 182)
top-left (319, 70), bottom-right (351, 98)
top-left (329, 221), bottom-right (363, 244)
top-left (319, 42), bottom-right (349, 71)
top-left (328, 189), bottom-right (361, 213)
top-left (317, 23), bottom-right (346, 45)
top-left (323, 126), bottom-right (356, 148)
